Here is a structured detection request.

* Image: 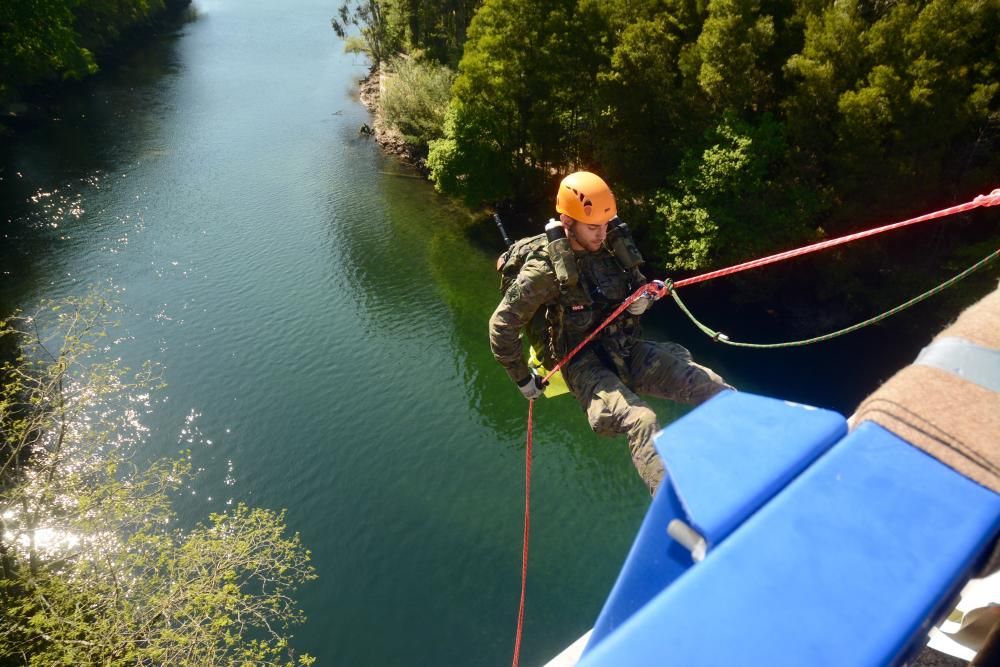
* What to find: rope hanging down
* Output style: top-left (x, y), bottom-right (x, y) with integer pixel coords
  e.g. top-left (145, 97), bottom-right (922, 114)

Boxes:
top-left (509, 188), bottom-right (999, 667)
top-left (511, 401), bottom-right (533, 667)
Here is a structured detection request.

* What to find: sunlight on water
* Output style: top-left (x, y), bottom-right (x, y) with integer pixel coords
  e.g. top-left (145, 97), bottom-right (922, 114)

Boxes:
top-left (3, 521), bottom-right (82, 558)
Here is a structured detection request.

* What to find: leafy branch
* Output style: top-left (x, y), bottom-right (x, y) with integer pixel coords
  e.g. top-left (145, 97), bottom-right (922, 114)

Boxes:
top-left (0, 294), bottom-right (316, 666)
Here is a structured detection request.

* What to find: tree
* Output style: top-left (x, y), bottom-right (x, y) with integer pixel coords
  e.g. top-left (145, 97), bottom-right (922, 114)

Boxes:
top-left (0, 296), bottom-right (315, 666)
top-left (652, 113), bottom-right (819, 269)
top-left (842, 0), bottom-right (998, 207)
top-left (693, 0), bottom-right (779, 113)
top-left (413, 0), bottom-right (997, 278)
top-left (0, 0), bottom-right (96, 103)
top-left (427, 0), bottom-right (608, 206)
top-left (331, 0), bottom-right (404, 68)
top-left (0, 0), bottom-right (188, 107)
top-left (592, 0), bottom-right (708, 191)
top-left (396, 0), bottom-right (482, 66)
top-left (74, 0), bottom-right (168, 54)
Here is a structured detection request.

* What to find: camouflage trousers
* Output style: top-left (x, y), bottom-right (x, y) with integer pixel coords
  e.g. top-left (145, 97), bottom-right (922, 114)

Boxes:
top-left (563, 340), bottom-right (732, 495)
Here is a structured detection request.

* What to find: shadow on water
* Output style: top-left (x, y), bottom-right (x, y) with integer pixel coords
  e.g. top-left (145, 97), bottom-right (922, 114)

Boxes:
top-left (318, 158), bottom-right (656, 663)
top-left (0, 20), bottom-right (193, 316)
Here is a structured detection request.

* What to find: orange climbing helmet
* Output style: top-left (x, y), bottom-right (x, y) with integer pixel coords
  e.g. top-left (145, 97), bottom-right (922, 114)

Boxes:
top-left (556, 171), bottom-right (617, 225)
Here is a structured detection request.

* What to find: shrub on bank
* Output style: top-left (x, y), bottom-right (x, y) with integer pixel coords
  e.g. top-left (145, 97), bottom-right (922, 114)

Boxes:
top-left (380, 55), bottom-right (455, 152)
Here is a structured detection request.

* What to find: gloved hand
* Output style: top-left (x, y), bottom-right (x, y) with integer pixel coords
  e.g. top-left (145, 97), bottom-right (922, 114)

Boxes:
top-left (627, 292), bottom-right (655, 316)
top-left (516, 372), bottom-right (546, 400)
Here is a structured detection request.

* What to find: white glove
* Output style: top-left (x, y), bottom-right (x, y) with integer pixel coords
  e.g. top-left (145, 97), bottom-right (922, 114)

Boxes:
top-left (516, 372), bottom-right (546, 400)
top-left (627, 292), bottom-right (655, 316)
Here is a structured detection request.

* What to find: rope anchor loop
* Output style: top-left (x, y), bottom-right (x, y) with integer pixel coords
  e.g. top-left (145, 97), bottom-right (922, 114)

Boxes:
top-left (648, 279), bottom-right (672, 300)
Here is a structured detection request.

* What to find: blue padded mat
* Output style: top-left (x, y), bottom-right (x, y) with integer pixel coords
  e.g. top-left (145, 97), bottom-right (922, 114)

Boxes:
top-left (584, 391), bottom-right (846, 653)
top-left (580, 423), bottom-right (1000, 667)
top-left (657, 390), bottom-right (846, 547)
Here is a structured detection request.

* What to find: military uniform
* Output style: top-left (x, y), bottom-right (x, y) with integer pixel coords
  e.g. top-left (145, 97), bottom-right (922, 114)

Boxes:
top-left (489, 242), bottom-right (732, 493)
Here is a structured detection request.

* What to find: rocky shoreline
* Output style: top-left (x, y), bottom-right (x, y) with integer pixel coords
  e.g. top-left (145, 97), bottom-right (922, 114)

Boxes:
top-left (356, 68), bottom-right (426, 172)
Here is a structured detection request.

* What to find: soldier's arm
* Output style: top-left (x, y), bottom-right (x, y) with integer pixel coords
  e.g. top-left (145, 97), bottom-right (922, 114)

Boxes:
top-left (488, 258), bottom-right (560, 385)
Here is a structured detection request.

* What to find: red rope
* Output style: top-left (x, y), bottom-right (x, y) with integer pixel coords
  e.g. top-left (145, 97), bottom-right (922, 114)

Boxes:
top-left (671, 188), bottom-right (1000, 290)
top-left (542, 285), bottom-right (651, 385)
top-left (511, 399), bottom-right (534, 667)
top-left (507, 188), bottom-right (998, 661)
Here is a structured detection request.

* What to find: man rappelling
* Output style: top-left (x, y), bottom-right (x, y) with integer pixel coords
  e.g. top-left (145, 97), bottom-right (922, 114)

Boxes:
top-left (489, 171), bottom-right (733, 494)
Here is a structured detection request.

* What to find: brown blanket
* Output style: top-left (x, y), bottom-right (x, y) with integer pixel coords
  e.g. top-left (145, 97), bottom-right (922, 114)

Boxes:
top-left (854, 283), bottom-right (1000, 494)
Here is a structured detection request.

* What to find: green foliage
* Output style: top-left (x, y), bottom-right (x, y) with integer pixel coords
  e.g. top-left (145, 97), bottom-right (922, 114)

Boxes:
top-left (74, 0), bottom-right (168, 53)
top-left (0, 295), bottom-right (315, 666)
top-left (381, 0), bottom-right (1000, 274)
top-left (343, 34), bottom-right (369, 58)
top-left (783, 0), bottom-right (1000, 222)
top-left (594, 2), bottom-right (704, 190)
top-left (654, 114), bottom-right (817, 269)
top-left (380, 55), bottom-right (455, 150)
top-left (695, 0), bottom-right (777, 113)
top-left (654, 193), bottom-right (719, 270)
top-left (427, 0), bottom-right (608, 204)
top-left (333, 0), bottom-right (480, 68)
top-left (427, 99), bottom-right (514, 205)
top-left (393, 0), bottom-right (482, 66)
top-left (331, 0), bottom-right (404, 67)
top-left (0, 0), bottom-right (97, 100)
top-left (0, 0), bottom-right (181, 105)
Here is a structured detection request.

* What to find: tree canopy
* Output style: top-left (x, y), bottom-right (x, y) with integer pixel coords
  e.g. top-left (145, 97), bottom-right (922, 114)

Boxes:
top-left (0, 0), bottom-right (189, 108)
top-left (348, 0), bottom-right (1000, 271)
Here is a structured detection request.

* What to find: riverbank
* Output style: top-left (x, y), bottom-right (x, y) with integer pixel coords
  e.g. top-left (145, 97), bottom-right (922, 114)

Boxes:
top-left (357, 68), bottom-right (426, 170)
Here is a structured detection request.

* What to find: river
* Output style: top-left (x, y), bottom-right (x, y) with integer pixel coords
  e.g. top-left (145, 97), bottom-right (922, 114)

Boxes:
top-left (0, 1), bottom-right (991, 665)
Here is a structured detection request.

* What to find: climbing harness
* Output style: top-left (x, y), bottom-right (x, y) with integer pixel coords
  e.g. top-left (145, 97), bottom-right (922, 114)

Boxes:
top-left (509, 188), bottom-right (1000, 667)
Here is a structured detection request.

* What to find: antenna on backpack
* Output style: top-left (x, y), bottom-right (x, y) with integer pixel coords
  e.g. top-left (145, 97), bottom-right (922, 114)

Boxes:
top-left (493, 205), bottom-right (514, 249)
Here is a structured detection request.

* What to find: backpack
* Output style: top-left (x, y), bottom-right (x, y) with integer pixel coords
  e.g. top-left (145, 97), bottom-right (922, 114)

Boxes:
top-left (494, 233), bottom-right (573, 397)
top-left (496, 233), bottom-right (548, 297)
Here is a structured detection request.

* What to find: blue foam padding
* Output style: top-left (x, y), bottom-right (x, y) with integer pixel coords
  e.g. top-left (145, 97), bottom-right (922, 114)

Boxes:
top-left (657, 390), bottom-right (846, 547)
top-left (579, 423), bottom-right (1000, 667)
top-left (584, 480), bottom-right (695, 650)
top-left (584, 391), bottom-right (846, 653)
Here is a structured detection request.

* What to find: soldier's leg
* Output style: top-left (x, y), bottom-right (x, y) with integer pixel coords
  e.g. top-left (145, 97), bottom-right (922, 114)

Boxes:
top-left (629, 340), bottom-right (732, 405)
top-left (564, 350), bottom-right (665, 493)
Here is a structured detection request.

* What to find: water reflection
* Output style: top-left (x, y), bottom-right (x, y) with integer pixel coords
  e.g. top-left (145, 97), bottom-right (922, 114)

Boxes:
top-left (0, 19), bottom-right (190, 316)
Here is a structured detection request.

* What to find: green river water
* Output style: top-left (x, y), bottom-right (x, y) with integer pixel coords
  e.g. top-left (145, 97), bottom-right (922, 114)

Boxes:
top-left (1, 1), bottom-right (993, 665)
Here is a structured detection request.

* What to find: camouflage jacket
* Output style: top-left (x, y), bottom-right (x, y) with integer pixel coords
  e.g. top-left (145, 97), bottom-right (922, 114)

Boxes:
top-left (488, 244), bottom-right (642, 384)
